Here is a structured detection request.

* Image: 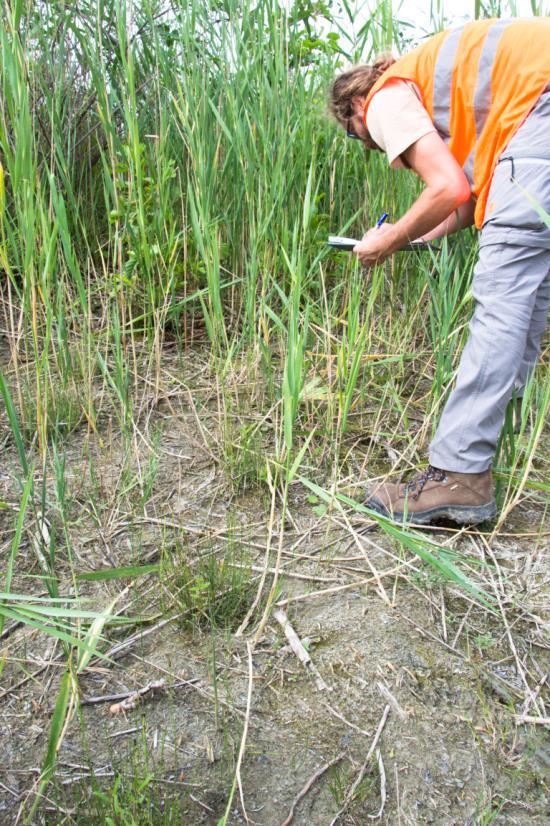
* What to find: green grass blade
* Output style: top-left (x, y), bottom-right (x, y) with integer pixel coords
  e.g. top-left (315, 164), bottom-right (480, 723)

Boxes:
top-left (76, 563), bottom-right (160, 581)
top-left (0, 369), bottom-right (29, 475)
top-left (0, 467), bottom-right (33, 637)
top-left (298, 475), bottom-right (495, 609)
top-left (28, 668), bottom-right (73, 821)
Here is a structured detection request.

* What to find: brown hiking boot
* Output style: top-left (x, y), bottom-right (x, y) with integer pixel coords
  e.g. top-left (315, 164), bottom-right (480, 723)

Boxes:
top-left (365, 465), bottom-right (497, 526)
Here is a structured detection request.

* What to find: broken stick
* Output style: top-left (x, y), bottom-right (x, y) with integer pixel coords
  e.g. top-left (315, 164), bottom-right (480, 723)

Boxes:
top-left (272, 608), bottom-right (330, 692)
top-left (280, 752), bottom-right (346, 826)
top-left (108, 680), bottom-right (166, 714)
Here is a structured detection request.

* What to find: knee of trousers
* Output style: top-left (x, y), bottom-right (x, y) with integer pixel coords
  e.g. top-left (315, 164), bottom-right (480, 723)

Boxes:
top-left (467, 300), bottom-right (536, 349)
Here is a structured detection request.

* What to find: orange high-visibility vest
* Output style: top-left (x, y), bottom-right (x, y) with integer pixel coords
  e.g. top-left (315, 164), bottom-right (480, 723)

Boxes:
top-left (363, 18), bottom-right (550, 228)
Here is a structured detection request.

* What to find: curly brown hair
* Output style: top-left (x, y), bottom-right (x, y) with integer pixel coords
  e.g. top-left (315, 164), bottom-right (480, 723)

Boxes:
top-left (329, 55), bottom-right (396, 127)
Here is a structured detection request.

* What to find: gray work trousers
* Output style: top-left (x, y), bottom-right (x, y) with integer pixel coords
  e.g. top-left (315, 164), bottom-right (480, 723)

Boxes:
top-left (429, 87), bottom-right (550, 473)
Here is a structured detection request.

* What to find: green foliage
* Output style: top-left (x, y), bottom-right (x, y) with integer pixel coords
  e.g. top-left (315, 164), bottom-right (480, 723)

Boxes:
top-left (17, 372), bottom-right (83, 442)
top-left (161, 540), bottom-right (254, 630)
top-left (328, 761), bottom-right (376, 809)
top-left (55, 741), bottom-right (185, 826)
top-left (221, 416), bottom-right (268, 492)
top-left (3, 0), bottom-right (543, 481)
top-left (93, 771), bottom-right (156, 826)
top-left (474, 632), bottom-right (495, 652)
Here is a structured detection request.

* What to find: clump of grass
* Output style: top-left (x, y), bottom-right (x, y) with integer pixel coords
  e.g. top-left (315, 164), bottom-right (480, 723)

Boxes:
top-left (49, 736), bottom-right (186, 826)
top-left (161, 540), bottom-right (254, 631)
top-left (220, 416), bottom-right (268, 493)
top-left (17, 374), bottom-right (84, 442)
top-left (328, 761), bottom-right (376, 810)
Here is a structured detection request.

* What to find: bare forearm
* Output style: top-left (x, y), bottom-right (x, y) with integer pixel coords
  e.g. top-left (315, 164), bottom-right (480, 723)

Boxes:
top-left (421, 197), bottom-right (476, 240)
top-left (383, 185), bottom-right (471, 252)
top-left (353, 133), bottom-right (474, 267)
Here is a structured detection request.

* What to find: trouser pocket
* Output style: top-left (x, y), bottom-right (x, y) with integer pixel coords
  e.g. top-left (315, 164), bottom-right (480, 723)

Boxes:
top-left (482, 156), bottom-right (550, 247)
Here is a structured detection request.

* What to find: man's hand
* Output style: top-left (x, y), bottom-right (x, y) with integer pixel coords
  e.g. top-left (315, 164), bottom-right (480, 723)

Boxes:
top-left (353, 222), bottom-right (396, 267)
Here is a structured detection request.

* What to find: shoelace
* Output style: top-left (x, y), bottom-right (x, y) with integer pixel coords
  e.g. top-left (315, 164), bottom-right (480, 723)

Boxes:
top-left (404, 465), bottom-right (447, 501)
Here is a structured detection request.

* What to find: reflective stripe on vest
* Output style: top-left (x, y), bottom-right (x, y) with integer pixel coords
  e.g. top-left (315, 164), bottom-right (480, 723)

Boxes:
top-left (462, 19), bottom-right (514, 182)
top-left (432, 26), bottom-right (462, 140)
top-left (363, 18), bottom-right (550, 228)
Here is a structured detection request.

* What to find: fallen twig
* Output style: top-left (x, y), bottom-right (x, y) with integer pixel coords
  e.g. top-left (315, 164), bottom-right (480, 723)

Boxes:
top-left (273, 608), bottom-right (330, 692)
top-left (235, 479), bottom-right (278, 637)
top-left (274, 566), bottom-right (402, 608)
top-left (109, 680), bottom-right (166, 714)
top-left (237, 642), bottom-right (254, 822)
top-left (107, 727), bottom-right (139, 739)
top-left (332, 514), bottom-right (392, 606)
top-left (96, 615), bottom-right (178, 663)
top-left (376, 682), bottom-right (407, 720)
top-left (189, 793), bottom-right (215, 814)
top-left (280, 752), bottom-right (345, 826)
top-left (220, 641), bottom-right (255, 824)
top-left (0, 781), bottom-right (20, 800)
top-left (329, 704), bottom-right (391, 825)
top-left (515, 715), bottom-right (550, 726)
top-left (368, 749), bottom-right (386, 820)
top-left (81, 678), bottom-right (199, 706)
top-left (320, 701), bottom-right (371, 737)
top-left (517, 674), bottom-right (547, 724)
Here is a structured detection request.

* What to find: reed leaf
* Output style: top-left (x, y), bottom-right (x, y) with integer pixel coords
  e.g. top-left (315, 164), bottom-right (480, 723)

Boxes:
top-left (298, 475), bottom-right (495, 608)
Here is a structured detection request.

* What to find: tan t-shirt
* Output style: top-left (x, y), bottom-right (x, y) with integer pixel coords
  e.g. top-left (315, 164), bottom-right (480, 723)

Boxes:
top-left (366, 80), bottom-right (436, 168)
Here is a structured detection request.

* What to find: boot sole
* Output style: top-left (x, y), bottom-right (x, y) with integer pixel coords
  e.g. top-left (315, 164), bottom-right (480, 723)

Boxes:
top-left (366, 495), bottom-right (497, 526)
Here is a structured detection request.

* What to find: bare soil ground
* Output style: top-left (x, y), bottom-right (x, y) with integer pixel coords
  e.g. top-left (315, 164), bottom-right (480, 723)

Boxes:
top-left (0, 347), bottom-right (548, 824)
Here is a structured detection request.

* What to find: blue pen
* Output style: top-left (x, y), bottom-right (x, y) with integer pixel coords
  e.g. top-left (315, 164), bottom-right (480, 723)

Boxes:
top-left (376, 212), bottom-right (389, 227)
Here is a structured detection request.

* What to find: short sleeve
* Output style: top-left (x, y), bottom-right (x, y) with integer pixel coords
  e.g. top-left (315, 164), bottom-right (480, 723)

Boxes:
top-left (366, 80), bottom-right (437, 167)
